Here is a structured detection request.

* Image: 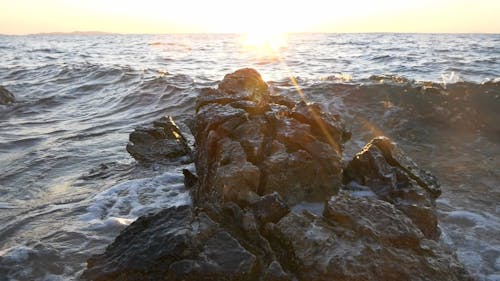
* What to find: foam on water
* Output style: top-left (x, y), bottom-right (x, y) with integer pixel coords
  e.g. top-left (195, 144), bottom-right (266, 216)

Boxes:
top-left (80, 168), bottom-right (192, 230)
top-left (0, 244), bottom-right (70, 281)
top-left (441, 71), bottom-right (462, 86)
top-left (292, 202), bottom-right (325, 216)
top-left (444, 210), bottom-right (500, 229)
top-left (439, 208), bottom-right (500, 280)
top-left (0, 166), bottom-right (193, 280)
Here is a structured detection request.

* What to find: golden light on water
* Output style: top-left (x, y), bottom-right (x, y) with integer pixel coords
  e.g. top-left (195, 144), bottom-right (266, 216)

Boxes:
top-left (241, 32), bottom-right (287, 56)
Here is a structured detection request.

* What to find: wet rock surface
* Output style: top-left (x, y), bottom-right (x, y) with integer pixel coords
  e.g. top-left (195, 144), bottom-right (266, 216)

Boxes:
top-left (266, 193), bottom-right (470, 281)
top-left (84, 69), bottom-right (471, 280)
top-left (82, 206), bottom-right (257, 281)
top-left (0, 85), bottom-right (15, 105)
top-left (344, 136), bottom-right (441, 239)
top-left (126, 116), bottom-right (191, 163)
top-left (194, 68), bottom-right (348, 206)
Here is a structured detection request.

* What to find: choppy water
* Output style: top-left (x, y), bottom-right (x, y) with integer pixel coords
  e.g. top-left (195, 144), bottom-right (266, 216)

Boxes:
top-left (0, 33), bottom-right (499, 280)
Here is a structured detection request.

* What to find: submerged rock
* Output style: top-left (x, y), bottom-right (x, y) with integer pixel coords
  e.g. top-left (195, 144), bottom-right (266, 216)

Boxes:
top-left (0, 85), bottom-right (15, 105)
top-left (84, 69), bottom-right (471, 281)
top-left (126, 116), bottom-right (191, 163)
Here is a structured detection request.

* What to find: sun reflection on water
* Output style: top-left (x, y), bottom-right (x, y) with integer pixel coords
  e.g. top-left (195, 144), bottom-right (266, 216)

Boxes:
top-left (241, 32), bottom-right (287, 57)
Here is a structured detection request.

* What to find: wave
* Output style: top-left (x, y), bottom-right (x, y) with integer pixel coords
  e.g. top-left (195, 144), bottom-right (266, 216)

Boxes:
top-left (270, 78), bottom-right (500, 144)
top-left (80, 169), bottom-right (191, 229)
top-left (3, 63), bottom-right (498, 138)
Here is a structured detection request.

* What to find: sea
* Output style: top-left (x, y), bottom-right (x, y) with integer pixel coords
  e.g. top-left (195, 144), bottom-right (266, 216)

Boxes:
top-left (0, 33), bottom-right (499, 280)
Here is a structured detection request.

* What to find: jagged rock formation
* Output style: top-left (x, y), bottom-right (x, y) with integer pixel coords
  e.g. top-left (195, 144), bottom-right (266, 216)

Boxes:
top-left (0, 85), bottom-right (15, 105)
top-left (194, 68), bottom-right (349, 207)
top-left (83, 69), bottom-right (471, 281)
top-left (344, 136), bottom-right (441, 239)
top-left (126, 116), bottom-right (191, 163)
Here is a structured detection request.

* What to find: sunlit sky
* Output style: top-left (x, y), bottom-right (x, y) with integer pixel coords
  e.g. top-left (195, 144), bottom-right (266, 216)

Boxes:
top-left (1, 0), bottom-right (499, 35)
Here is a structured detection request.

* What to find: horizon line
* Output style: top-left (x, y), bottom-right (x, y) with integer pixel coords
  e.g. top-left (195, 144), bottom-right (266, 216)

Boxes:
top-left (2, 30), bottom-right (500, 36)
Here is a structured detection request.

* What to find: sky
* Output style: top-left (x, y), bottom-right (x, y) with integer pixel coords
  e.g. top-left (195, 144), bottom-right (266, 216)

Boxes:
top-left (1, 0), bottom-right (499, 35)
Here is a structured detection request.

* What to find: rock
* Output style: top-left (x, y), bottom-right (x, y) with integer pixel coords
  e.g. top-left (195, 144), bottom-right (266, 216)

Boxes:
top-left (323, 193), bottom-right (424, 248)
top-left (266, 193), bottom-right (471, 281)
top-left (83, 206), bottom-right (258, 281)
top-left (182, 169), bottom-right (198, 189)
top-left (218, 68), bottom-right (269, 104)
top-left (83, 205), bottom-right (202, 280)
top-left (269, 94), bottom-right (295, 109)
top-left (0, 85), bottom-right (15, 105)
top-left (214, 158), bottom-right (261, 205)
top-left (84, 69), bottom-right (472, 281)
top-left (344, 136), bottom-right (441, 239)
top-left (196, 87), bottom-right (239, 112)
top-left (168, 231), bottom-right (257, 281)
top-left (229, 116), bottom-right (268, 164)
top-left (291, 101), bottom-right (351, 146)
top-left (262, 143), bottom-right (339, 205)
top-left (126, 116), bottom-right (191, 163)
top-left (194, 68), bottom-right (349, 207)
top-left (260, 115), bottom-right (343, 205)
top-left (249, 192), bottom-right (290, 225)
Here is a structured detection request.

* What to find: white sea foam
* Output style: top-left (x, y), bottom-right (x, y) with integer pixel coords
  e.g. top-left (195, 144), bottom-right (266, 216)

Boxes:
top-left (441, 71), bottom-right (462, 86)
top-left (444, 210), bottom-right (500, 229)
top-left (80, 168), bottom-right (191, 230)
top-left (440, 208), bottom-right (500, 280)
top-left (344, 181), bottom-right (378, 198)
top-left (292, 202), bottom-right (325, 216)
top-left (0, 244), bottom-right (71, 281)
top-left (321, 73), bottom-right (353, 82)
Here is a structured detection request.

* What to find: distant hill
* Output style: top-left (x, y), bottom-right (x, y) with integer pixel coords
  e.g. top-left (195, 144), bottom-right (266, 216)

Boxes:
top-left (28, 31), bottom-right (118, 36)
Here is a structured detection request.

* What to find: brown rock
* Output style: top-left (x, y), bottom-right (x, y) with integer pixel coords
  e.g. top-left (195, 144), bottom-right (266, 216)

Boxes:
top-left (218, 68), bottom-right (269, 104)
top-left (126, 116), bottom-right (191, 163)
top-left (266, 194), bottom-right (471, 281)
top-left (250, 192), bottom-right (290, 225)
top-left (344, 136), bottom-right (441, 239)
top-left (194, 68), bottom-right (348, 208)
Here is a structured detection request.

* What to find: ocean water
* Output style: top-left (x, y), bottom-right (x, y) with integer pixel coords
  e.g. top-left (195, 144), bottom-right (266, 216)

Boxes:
top-left (0, 33), bottom-right (499, 280)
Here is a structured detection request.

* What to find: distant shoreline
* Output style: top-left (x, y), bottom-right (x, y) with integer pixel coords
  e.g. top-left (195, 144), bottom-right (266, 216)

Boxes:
top-left (27, 31), bottom-right (118, 36)
top-left (1, 31), bottom-right (499, 36)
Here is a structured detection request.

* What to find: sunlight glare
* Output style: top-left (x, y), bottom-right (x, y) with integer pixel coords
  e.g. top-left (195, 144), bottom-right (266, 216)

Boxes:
top-left (241, 32), bottom-right (287, 56)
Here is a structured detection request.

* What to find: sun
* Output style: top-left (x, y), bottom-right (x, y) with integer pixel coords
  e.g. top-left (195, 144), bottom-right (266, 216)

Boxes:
top-left (241, 31), bottom-right (287, 56)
